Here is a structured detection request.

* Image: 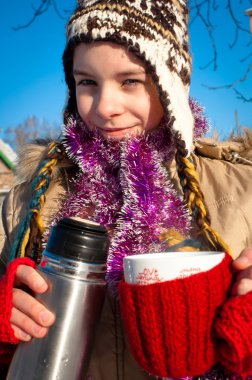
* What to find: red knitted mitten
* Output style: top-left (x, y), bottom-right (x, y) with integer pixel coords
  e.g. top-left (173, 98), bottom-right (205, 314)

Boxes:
top-left (119, 253), bottom-right (232, 378)
top-left (0, 257), bottom-right (36, 344)
top-left (215, 290), bottom-right (252, 373)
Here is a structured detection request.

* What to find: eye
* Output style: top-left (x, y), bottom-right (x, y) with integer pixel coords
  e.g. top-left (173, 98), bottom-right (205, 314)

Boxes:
top-left (76, 79), bottom-right (96, 86)
top-left (123, 79), bottom-right (143, 86)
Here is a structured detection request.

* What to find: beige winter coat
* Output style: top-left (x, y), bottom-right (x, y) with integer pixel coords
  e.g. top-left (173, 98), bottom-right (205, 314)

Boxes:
top-left (0, 135), bottom-right (252, 379)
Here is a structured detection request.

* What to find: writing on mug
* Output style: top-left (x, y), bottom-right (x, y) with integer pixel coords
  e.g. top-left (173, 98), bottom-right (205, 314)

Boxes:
top-left (178, 267), bottom-right (201, 279)
top-left (136, 268), bottom-right (164, 285)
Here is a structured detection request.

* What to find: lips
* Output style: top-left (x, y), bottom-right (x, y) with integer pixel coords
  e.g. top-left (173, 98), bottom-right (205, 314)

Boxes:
top-left (100, 127), bottom-right (141, 139)
top-left (101, 127), bottom-right (133, 132)
top-left (86, 122), bottom-right (140, 138)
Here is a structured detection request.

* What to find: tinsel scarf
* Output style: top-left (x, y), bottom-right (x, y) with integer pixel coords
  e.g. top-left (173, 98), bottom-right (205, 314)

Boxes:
top-left (49, 99), bottom-right (209, 286)
top-left (47, 116), bottom-right (191, 286)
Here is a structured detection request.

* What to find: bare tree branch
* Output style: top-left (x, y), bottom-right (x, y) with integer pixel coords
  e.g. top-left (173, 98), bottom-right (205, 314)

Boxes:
top-left (203, 63), bottom-right (252, 102)
top-left (189, 0), bottom-right (252, 101)
top-left (12, 0), bottom-right (69, 30)
top-left (204, 63), bottom-right (252, 89)
top-left (233, 88), bottom-right (252, 102)
top-left (12, 0), bottom-right (51, 30)
top-left (190, 0), bottom-right (208, 11)
top-left (212, 0), bottom-right (219, 11)
top-left (241, 51), bottom-right (252, 63)
top-left (194, 0), bottom-right (218, 70)
top-left (206, 0), bottom-right (212, 26)
top-left (3, 117), bottom-right (59, 150)
top-left (51, 0), bottom-right (69, 20)
top-left (226, 0), bottom-right (251, 48)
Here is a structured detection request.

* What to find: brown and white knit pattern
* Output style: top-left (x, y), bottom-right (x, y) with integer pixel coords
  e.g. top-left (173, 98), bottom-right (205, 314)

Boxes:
top-left (67, 0), bottom-right (194, 153)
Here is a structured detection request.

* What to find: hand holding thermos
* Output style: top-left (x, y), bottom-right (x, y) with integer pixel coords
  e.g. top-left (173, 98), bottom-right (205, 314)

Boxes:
top-left (7, 217), bottom-right (109, 380)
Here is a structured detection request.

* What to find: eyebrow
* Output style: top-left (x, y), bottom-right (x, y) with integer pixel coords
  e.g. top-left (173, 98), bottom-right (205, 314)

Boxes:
top-left (73, 68), bottom-right (146, 77)
top-left (73, 69), bottom-right (94, 77)
top-left (118, 70), bottom-right (146, 76)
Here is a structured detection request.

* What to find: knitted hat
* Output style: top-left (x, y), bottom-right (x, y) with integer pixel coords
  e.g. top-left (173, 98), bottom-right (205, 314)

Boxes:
top-left (65, 0), bottom-right (194, 153)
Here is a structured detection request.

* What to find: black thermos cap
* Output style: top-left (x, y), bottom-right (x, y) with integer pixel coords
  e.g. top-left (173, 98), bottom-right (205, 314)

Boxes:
top-left (45, 217), bottom-right (109, 264)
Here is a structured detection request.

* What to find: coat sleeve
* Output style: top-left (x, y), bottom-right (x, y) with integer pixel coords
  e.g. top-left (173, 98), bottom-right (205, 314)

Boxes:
top-left (0, 189), bottom-right (14, 276)
top-left (0, 183), bottom-right (32, 276)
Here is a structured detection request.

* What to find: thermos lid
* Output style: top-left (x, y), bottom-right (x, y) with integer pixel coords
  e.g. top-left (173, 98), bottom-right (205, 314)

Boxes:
top-left (45, 217), bottom-right (109, 264)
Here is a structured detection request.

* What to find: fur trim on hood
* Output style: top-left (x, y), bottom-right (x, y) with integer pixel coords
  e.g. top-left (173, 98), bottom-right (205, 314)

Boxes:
top-left (14, 139), bottom-right (74, 185)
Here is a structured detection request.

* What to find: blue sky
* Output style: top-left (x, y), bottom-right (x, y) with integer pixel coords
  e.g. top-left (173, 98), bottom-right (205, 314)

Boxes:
top-left (0, 1), bottom-right (251, 141)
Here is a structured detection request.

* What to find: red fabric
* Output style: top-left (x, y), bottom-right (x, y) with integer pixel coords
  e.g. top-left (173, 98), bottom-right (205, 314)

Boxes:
top-left (119, 253), bottom-right (232, 378)
top-left (215, 290), bottom-right (252, 374)
top-left (0, 344), bottom-right (16, 366)
top-left (0, 257), bottom-right (36, 367)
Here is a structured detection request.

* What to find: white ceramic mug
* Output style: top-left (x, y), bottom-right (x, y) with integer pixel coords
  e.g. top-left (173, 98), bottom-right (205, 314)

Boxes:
top-left (123, 251), bottom-right (225, 285)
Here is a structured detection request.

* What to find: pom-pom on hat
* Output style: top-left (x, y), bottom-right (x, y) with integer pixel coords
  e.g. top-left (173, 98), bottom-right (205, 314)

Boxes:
top-left (65, 0), bottom-right (194, 153)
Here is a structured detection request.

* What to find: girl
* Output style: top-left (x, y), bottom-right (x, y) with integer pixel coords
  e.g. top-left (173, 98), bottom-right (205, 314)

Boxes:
top-left (1, 0), bottom-right (252, 379)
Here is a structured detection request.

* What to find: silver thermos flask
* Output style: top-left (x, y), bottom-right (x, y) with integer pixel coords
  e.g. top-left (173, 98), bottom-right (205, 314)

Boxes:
top-left (7, 217), bottom-right (109, 380)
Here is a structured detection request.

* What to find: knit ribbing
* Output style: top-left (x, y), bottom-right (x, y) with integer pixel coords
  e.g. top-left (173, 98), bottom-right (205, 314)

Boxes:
top-left (215, 290), bottom-right (252, 373)
top-left (0, 257), bottom-right (36, 344)
top-left (119, 253), bottom-right (232, 378)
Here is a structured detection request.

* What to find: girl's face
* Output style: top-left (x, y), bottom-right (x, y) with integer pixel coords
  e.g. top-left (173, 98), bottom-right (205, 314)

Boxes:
top-left (73, 42), bottom-right (164, 139)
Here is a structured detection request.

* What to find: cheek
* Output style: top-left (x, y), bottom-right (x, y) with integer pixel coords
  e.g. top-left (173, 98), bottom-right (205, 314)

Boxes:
top-left (142, 94), bottom-right (164, 130)
top-left (134, 83), bottom-right (164, 130)
top-left (152, 99), bottom-right (164, 124)
top-left (76, 94), bottom-right (92, 121)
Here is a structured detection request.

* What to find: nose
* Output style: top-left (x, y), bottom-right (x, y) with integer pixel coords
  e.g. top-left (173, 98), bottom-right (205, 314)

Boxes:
top-left (94, 86), bottom-right (124, 120)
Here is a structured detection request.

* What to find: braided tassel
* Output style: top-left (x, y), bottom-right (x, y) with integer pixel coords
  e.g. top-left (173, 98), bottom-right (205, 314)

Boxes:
top-left (175, 137), bottom-right (231, 256)
top-left (9, 142), bottom-right (64, 263)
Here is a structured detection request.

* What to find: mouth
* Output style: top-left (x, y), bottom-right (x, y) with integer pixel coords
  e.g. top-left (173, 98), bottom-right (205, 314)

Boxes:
top-left (99, 127), bottom-right (140, 138)
top-left (86, 122), bottom-right (141, 138)
top-left (101, 127), bottom-right (134, 132)
top-left (91, 124), bottom-right (139, 135)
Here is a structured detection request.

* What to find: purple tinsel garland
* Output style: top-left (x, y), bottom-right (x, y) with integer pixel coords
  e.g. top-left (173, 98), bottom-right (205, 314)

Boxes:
top-left (190, 97), bottom-right (210, 140)
top-left (47, 98), bottom-right (210, 287)
top-left (59, 116), bottom-right (191, 286)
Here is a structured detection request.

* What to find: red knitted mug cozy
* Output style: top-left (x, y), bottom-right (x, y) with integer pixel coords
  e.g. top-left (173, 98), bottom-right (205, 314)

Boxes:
top-left (119, 253), bottom-right (232, 378)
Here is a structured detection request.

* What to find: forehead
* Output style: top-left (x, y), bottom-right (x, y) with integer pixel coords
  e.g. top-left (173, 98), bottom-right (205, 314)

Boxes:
top-left (73, 41), bottom-right (146, 71)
